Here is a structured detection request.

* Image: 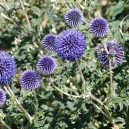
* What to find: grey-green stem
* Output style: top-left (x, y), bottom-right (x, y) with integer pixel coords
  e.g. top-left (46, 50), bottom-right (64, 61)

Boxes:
top-left (53, 84), bottom-right (90, 99)
top-left (89, 93), bottom-right (113, 123)
top-left (76, 61), bottom-right (86, 94)
top-left (109, 59), bottom-right (113, 97)
top-left (0, 120), bottom-right (11, 129)
top-left (4, 86), bottom-right (33, 124)
top-left (103, 43), bottom-right (113, 98)
top-left (53, 84), bottom-right (113, 123)
top-left (19, 0), bottom-right (31, 30)
top-left (77, 58), bottom-right (114, 123)
top-left (33, 90), bottom-right (38, 110)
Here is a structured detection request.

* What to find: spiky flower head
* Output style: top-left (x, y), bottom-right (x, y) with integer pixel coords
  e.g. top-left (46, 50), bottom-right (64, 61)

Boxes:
top-left (0, 51), bottom-right (16, 85)
top-left (54, 29), bottom-right (86, 60)
top-left (65, 9), bottom-right (84, 27)
top-left (96, 41), bottom-right (124, 67)
top-left (0, 89), bottom-right (6, 106)
top-left (20, 70), bottom-right (41, 90)
top-left (37, 56), bottom-right (57, 75)
top-left (90, 17), bottom-right (108, 37)
top-left (41, 34), bottom-right (56, 51)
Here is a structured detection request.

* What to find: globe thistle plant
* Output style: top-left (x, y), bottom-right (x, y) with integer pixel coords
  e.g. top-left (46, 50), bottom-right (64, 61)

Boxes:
top-left (54, 29), bottom-right (86, 60)
top-left (0, 89), bottom-right (6, 106)
top-left (96, 41), bottom-right (124, 67)
top-left (20, 70), bottom-right (41, 90)
top-left (41, 34), bottom-right (56, 51)
top-left (0, 51), bottom-right (16, 85)
top-left (90, 17), bottom-right (108, 37)
top-left (65, 9), bottom-right (84, 27)
top-left (37, 56), bottom-right (57, 75)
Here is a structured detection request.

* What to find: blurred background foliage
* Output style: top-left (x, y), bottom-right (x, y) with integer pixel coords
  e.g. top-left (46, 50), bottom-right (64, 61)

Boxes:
top-left (0, 0), bottom-right (129, 129)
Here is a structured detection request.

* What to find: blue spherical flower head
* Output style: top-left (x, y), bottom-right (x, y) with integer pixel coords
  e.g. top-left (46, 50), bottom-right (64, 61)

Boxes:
top-left (54, 29), bottom-right (86, 60)
top-left (96, 41), bottom-right (124, 67)
top-left (41, 34), bottom-right (56, 51)
top-left (90, 17), bottom-right (108, 37)
top-left (37, 56), bottom-right (57, 75)
top-left (0, 51), bottom-right (16, 85)
top-left (20, 70), bottom-right (41, 90)
top-left (0, 89), bottom-right (6, 106)
top-left (65, 9), bottom-right (84, 27)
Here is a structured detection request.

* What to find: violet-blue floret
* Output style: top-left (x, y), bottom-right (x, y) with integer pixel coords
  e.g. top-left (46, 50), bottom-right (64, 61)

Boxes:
top-left (0, 51), bottom-right (16, 85)
top-left (96, 41), bottom-right (124, 67)
top-left (20, 70), bottom-right (41, 90)
top-left (65, 9), bottom-right (84, 27)
top-left (90, 17), bottom-right (108, 37)
top-left (54, 29), bottom-right (86, 61)
top-left (41, 34), bottom-right (56, 51)
top-left (37, 56), bottom-right (57, 75)
top-left (0, 89), bottom-right (6, 106)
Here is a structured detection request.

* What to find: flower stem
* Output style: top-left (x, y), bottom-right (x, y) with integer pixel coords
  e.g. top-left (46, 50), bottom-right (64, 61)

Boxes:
top-left (62, 0), bottom-right (70, 9)
top-left (1, 13), bottom-right (16, 25)
top-left (76, 0), bottom-right (85, 10)
top-left (0, 120), bottom-right (11, 129)
top-left (76, 61), bottom-right (114, 123)
top-left (33, 90), bottom-right (38, 110)
top-left (53, 84), bottom-right (113, 123)
top-left (19, 0), bottom-right (31, 30)
top-left (3, 0), bottom-right (9, 10)
top-left (76, 61), bottom-right (86, 94)
top-left (1, 13), bottom-right (27, 36)
top-left (103, 43), bottom-right (113, 98)
top-left (4, 86), bottom-right (33, 124)
top-left (53, 84), bottom-right (90, 99)
top-left (89, 93), bottom-right (113, 123)
top-left (109, 59), bottom-right (113, 97)
top-left (3, 86), bottom-right (11, 96)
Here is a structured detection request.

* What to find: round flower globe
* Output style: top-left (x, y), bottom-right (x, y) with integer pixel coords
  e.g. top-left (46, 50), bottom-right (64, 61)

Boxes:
top-left (37, 56), bottom-right (57, 75)
top-left (20, 70), bottom-right (41, 90)
top-left (0, 89), bottom-right (6, 106)
top-left (90, 17), bottom-right (108, 37)
top-left (54, 29), bottom-right (86, 60)
top-left (65, 9), bottom-right (84, 27)
top-left (0, 51), bottom-right (16, 85)
top-left (41, 34), bottom-right (56, 51)
top-left (96, 41), bottom-right (124, 67)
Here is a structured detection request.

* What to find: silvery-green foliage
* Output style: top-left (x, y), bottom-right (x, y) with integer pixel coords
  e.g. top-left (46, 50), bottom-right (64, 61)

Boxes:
top-left (0, 0), bottom-right (129, 129)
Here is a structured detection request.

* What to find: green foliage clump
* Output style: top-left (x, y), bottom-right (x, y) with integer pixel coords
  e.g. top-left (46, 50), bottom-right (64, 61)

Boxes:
top-left (0, 0), bottom-right (129, 129)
